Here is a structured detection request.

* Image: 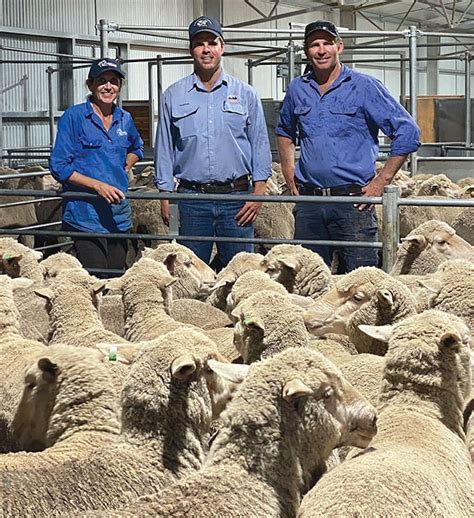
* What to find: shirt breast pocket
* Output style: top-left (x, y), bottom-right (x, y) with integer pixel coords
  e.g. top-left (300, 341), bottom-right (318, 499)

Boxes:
top-left (328, 106), bottom-right (359, 137)
top-left (222, 102), bottom-right (248, 135)
top-left (294, 105), bottom-right (313, 138)
top-left (172, 104), bottom-right (199, 140)
top-left (77, 135), bottom-right (102, 158)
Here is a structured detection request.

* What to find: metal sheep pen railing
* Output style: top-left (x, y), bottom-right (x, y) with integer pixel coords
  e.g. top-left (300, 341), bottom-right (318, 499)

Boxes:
top-left (0, 185), bottom-right (473, 276)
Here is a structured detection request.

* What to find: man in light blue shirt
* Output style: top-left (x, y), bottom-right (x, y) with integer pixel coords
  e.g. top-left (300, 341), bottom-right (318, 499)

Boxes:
top-left (276, 20), bottom-right (420, 273)
top-left (155, 16), bottom-right (271, 267)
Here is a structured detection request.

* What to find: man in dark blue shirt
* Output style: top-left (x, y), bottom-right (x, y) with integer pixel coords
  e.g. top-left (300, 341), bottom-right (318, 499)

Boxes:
top-left (276, 20), bottom-right (420, 273)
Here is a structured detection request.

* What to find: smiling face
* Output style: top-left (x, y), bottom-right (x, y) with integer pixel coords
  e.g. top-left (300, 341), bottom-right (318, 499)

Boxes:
top-left (305, 30), bottom-right (343, 76)
top-left (190, 31), bottom-right (224, 77)
top-left (87, 71), bottom-right (122, 105)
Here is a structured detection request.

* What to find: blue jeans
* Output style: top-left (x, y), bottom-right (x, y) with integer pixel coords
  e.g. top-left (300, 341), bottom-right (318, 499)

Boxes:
top-left (293, 200), bottom-right (379, 273)
top-left (177, 188), bottom-right (253, 267)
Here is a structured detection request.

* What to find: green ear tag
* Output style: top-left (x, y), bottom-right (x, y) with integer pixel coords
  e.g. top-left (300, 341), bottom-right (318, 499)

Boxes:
top-left (109, 346), bottom-right (117, 362)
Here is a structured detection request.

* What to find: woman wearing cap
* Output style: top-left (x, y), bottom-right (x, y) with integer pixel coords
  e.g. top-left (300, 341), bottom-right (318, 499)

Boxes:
top-left (50, 58), bottom-right (144, 276)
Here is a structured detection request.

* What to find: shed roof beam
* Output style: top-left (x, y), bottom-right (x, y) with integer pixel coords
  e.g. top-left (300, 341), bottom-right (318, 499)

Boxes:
top-left (227, 5), bottom-right (324, 28)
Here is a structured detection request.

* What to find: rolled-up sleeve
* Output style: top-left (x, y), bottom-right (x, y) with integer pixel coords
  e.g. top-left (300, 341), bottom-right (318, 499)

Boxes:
top-left (275, 85), bottom-right (297, 143)
top-left (126, 115), bottom-right (144, 160)
top-left (364, 79), bottom-right (420, 156)
top-left (154, 93), bottom-right (175, 192)
top-left (49, 110), bottom-right (77, 183)
top-left (247, 91), bottom-right (272, 182)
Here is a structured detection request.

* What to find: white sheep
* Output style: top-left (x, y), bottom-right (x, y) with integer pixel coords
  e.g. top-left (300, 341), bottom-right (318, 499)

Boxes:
top-left (141, 241), bottom-right (216, 299)
top-left (262, 244), bottom-right (334, 299)
top-left (391, 219), bottom-right (474, 275)
top-left (207, 251), bottom-right (266, 310)
top-left (1, 329), bottom-right (239, 517)
top-left (104, 347), bottom-right (378, 518)
top-left (299, 310), bottom-right (474, 517)
top-left (304, 266), bottom-right (417, 355)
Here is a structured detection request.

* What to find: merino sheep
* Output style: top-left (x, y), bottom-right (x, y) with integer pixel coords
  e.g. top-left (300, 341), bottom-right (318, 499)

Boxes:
top-left (0, 344), bottom-right (120, 469)
top-left (170, 298), bottom-right (232, 329)
top-left (106, 347), bottom-right (378, 518)
top-left (1, 329), bottom-right (238, 517)
top-left (299, 310), bottom-right (474, 518)
top-left (304, 266), bottom-right (417, 355)
top-left (39, 251), bottom-right (83, 283)
top-left (308, 334), bottom-right (358, 367)
top-left (0, 237), bottom-right (43, 283)
top-left (452, 207), bottom-right (474, 245)
top-left (226, 270), bottom-right (288, 316)
top-left (232, 290), bottom-right (310, 363)
top-left (207, 251), bottom-right (266, 310)
top-left (391, 220), bottom-right (474, 275)
top-left (262, 244), bottom-right (334, 299)
top-left (0, 274), bottom-right (47, 451)
top-left (142, 241), bottom-right (216, 299)
top-left (418, 259), bottom-right (474, 329)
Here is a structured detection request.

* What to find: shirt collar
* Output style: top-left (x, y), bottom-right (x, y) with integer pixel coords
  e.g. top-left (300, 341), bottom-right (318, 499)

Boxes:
top-left (189, 69), bottom-right (228, 92)
top-left (85, 96), bottom-right (123, 124)
top-left (302, 63), bottom-right (352, 89)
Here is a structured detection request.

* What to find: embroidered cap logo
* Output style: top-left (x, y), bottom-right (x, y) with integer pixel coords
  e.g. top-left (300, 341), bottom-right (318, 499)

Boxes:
top-left (195, 17), bottom-right (210, 27)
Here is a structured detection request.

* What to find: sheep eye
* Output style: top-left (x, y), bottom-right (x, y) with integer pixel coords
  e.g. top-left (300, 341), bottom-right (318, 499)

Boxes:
top-left (27, 382), bottom-right (36, 390)
top-left (352, 293), bottom-right (365, 302)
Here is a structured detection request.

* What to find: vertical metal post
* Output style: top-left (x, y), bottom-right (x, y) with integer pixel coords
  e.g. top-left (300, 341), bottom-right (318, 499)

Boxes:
top-left (156, 55), bottom-right (163, 143)
top-left (99, 19), bottom-right (109, 58)
top-left (46, 67), bottom-right (56, 146)
top-left (287, 41), bottom-right (296, 86)
top-left (22, 74), bottom-right (29, 159)
top-left (169, 203), bottom-right (179, 237)
top-left (0, 43), bottom-right (4, 166)
top-left (400, 52), bottom-right (406, 106)
top-left (147, 61), bottom-right (155, 149)
top-left (382, 185), bottom-right (400, 273)
top-left (464, 52), bottom-right (472, 148)
top-left (408, 26), bottom-right (419, 175)
top-left (247, 59), bottom-right (253, 86)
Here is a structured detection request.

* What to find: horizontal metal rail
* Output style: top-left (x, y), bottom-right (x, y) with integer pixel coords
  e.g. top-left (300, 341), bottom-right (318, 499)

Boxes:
top-left (0, 197), bottom-right (62, 209)
top-left (0, 171), bottom-right (52, 180)
top-left (17, 221), bottom-right (61, 231)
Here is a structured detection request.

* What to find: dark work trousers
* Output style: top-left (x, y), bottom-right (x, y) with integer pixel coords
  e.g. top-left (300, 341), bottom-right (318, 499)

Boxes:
top-left (293, 201), bottom-right (379, 273)
top-left (62, 223), bottom-right (128, 278)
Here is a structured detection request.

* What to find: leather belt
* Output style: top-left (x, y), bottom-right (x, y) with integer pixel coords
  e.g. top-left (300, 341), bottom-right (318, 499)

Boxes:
top-left (297, 183), bottom-right (363, 196)
top-left (178, 175), bottom-right (250, 194)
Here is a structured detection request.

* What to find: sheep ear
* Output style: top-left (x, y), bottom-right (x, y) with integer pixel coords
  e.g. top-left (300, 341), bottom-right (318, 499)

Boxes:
top-left (163, 253), bottom-right (178, 275)
top-left (416, 278), bottom-right (442, 295)
top-left (276, 256), bottom-right (299, 271)
top-left (207, 358), bottom-right (250, 383)
top-left (439, 332), bottom-right (462, 352)
top-left (401, 235), bottom-right (427, 249)
top-left (358, 324), bottom-right (393, 343)
top-left (170, 354), bottom-right (197, 381)
top-left (209, 277), bottom-right (234, 292)
top-left (95, 343), bottom-right (141, 365)
top-left (11, 277), bottom-right (35, 291)
top-left (244, 316), bottom-right (265, 332)
top-left (287, 293), bottom-right (314, 309)
top-left (37, 358), bottom-right (59, 383)
top-left (34, 287), bottom-right (53, 301)
top-left (32, 250), bottom-right (43, 261)
top-left (104, 277), bottom-right (123, 291)
top-left (2, 252), bottom-right (22, 265)
top-left (161, 276), bottom-right (177, 289)
top-left (92, 280), bottom-right (107, 295)
top-left (282, 378), bottom-right (314, 402)
top-left (376, 288), bottom-right (393, 307)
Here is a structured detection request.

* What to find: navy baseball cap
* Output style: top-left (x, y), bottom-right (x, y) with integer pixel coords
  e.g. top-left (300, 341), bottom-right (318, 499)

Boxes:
top-left (88, 58), bottom-right (125, 80)
top-left (189, 16), bottom-right (223, 42)
top-left (305, 20), bottom-right (340, 41)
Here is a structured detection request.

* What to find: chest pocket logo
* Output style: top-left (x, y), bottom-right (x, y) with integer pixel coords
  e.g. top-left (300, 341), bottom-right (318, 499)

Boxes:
top-left (222, 101), bottom-right (248, 135)
top-left (172, 104), bottom-right (200, 140)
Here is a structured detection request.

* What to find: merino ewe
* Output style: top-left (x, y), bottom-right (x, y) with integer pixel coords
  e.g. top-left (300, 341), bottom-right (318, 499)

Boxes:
top-left (308, 334), bottom-right (358, 367)
top-left (1, 329), bottom-right (237, 517)
top-left (299, 310), bottom-right (474, 518)
top-left (391, 220), bottom-right (474, 275)
top-left (207, 251), bottom-right (266, 310)
top-left (0, 344), bottom-right (120, 470)
top-left (226, 270), bottom-right (288, 316)
top-left (418, 259), bottom-right (474, 329)
top-left (232, 290), bottom-right (310, 363)
top-left (0, 237), bottom-right (43, 283)
top-left (142, 242), bottom-right (216, 299)
top-left (262, 244), bottom-right (334, 299)
top-left (107, 347), bottom-right (378, 518)
top-left (170, 298), bottom-right (232, 329)
top-left (452, 207), bottom-right (474, 245)
top-left (39, 251), bottom-right (83, 283)
top-left (304, 267), bottom-right (417, 355)
top-left (0, 275), bottom-right (47, 451)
